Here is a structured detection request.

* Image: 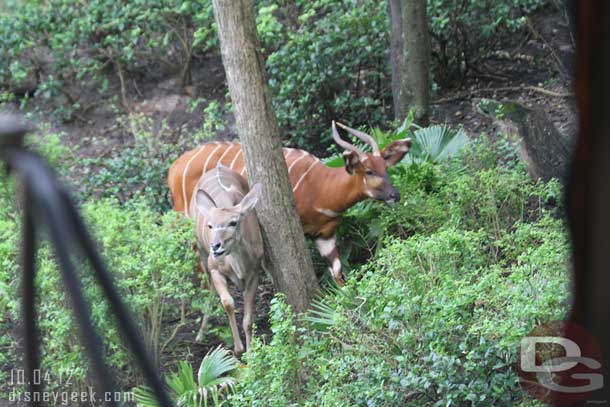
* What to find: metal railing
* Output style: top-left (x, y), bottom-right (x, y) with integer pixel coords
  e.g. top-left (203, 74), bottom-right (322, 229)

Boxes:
top-left (0, 114), bottom-right (173, 407)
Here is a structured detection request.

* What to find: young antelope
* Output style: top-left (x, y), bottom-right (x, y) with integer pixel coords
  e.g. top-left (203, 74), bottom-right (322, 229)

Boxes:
top-left (190, 165), bottom-right (263, 355)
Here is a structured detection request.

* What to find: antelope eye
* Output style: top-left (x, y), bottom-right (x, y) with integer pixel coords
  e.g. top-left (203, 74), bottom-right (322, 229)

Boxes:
top-left (207, 224), bottom-right (213, 229)
top-left (365, 170), bottom-right (375, 176)
top-left (228, 221), bottom-right (238, 227)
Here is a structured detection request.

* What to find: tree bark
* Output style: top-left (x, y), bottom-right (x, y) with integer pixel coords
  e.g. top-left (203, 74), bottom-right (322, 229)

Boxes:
top-left (389, 0), bottom-right (431, 125)
top-left (211, 0), bottom-right (318, 312)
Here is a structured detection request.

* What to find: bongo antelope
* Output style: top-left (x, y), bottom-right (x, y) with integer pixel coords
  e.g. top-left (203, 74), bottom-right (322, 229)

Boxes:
top-left (190, 165), bottom-right (263, 355)
top-left (169, 122), bottom-right (411, 286)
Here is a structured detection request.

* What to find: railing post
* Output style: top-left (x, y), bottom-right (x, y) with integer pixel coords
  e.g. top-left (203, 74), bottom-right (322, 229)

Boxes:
top-left (0, 115), bottom-right (41, 406)
top-left (0, 114), bottom-right (174, 407)
top-left (0, 114), bottom-right (28, 148)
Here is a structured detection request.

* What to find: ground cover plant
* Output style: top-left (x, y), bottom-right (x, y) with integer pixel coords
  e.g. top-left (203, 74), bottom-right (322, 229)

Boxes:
top-left (0, 120), bottom-right (568, 406)
top-left (230, 135), bottom-right (568, 407)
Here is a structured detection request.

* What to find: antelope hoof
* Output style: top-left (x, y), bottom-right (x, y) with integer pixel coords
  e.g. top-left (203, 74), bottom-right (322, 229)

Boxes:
top-left (234, 344), bottom-right (245, 357)
top-left (330, 267), bottom-right (345, 287)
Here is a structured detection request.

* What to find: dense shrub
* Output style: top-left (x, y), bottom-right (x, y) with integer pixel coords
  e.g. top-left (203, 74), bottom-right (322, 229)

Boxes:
top-left (0, 176), bottom-right (18, 386)
top-left (261, 0), bottom-right (550, 149)
top-left (427, 0), bottom-right (548, 82)
top-left (79, 114), bottom-right (180, 212)
top-left (0, 0), bottom-right (216, 119)
top-left (230, 137), bottom-right (568, 407)
top-left (0, 198), bottom-right (207, 392)
top-left (262, 0), bottom-right (390, 151)
top-left (337, 133), bottom-right (561, 265)
top-left (1, 0), bottom-right (550, 145)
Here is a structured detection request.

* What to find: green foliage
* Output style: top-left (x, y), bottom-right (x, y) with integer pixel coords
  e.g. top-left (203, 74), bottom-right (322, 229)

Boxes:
top-left (79, 114), bottom-right (179, 212)
top-left (231, 137), bottom-right (569, 407)
top-left (427, 0), bottom-right (548, 81)
top-left (1, 0), bottom-right (549, 145)
top-left (0, 198), bottom-right (202, 391)
top-left (0, 0), bottom-right (216, 119)
top-left (263, 0), bottom-right (390, 151)
top-left (229, 295), bottom-right (301, 407)
top-left (0, 177), bottom-right (18, 385)
top-left (405, 124), bottom-right (470, 164)
top-left (26, 124), bottom-right (75, 173)
top-left (135, 346), bottom-right (240, 407)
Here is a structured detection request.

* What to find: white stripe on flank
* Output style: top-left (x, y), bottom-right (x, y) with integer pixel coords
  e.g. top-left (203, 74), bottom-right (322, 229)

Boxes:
top-left (240, 166), bottom-right (247, 176)
top-left (182, 144), bottom-right (212, 216)
top-left (287, 151), bottom-right (307, 175)
top-left (293, 160), bottom-right (319, 192)
top-left (217, 143), bottom-right (235, 167)
top-left (202, 143), bottom-right (223, 174)
top-left (315, 207), bottom-right (340, 218)
top-left (230, 149), bottom-right (242, 170)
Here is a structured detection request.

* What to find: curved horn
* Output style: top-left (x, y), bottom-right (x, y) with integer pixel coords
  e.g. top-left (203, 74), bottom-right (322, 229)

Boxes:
top-left (336, 122), bottom-right (380, 156)
top-left (332, 120), bottom-right (363, 154)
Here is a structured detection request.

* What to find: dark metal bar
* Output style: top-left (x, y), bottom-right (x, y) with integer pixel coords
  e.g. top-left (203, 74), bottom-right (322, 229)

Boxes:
top-left (22, 187), bottom-right (41, 407)
top-left (0, 114), bottom-right (173, 407)
top-left (60, 189), bottom-right (174, 407)
top-left (9, 148), bottom-right (120, 404)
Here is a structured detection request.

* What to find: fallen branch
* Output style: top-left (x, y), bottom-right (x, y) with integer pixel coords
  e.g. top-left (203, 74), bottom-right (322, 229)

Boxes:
top-left (160, 320), bottom-right (187, 354)
top-left (432, 85), bottom-right (573, 104)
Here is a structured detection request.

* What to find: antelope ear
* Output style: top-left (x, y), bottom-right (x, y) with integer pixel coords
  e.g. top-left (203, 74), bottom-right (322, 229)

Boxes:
top-left (239, 183), bottom-right (262, 216)
top-left (381, 138), bottom-right (412, 166)
top-left (196, 189), bottom-right (217, 216)
top-left (342, 151), bottom-right (362, 174)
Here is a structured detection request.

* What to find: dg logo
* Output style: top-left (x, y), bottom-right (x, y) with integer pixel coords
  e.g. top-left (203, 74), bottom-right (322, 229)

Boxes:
top-left (517, 321), bottom-right (604, 405)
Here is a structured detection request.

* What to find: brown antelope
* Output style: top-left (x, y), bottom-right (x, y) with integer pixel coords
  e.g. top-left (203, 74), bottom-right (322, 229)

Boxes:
top-left (168, 122), bottom-right (411, 286)
top-left (190, 165), bottom-right (263, 354)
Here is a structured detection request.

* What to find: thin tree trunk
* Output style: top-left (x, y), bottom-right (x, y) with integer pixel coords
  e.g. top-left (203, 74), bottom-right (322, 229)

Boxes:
top-left (389, 0), bottom-right (431, 125)
top-left (211, 0), bottom-right (319, 313)
top-left (389, 0), bottom-right (407, 120)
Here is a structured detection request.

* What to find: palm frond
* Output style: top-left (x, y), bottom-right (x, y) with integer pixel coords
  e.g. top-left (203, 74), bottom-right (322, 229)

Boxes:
top-left (198, 345), bottom-right (240, 387)
top-left (166, 361), bottom-right (198, 400)
top-left (197, 345), bottom-right (240, 404)
top-left (405, 125), bottom-right (470, 164)
top-left (133, 346), bottom-right (239, 407)
top-left (302, 285), bottom-right (360, 332)
top-left (303, 298), bottom-right (339, 329)
top-left (133, 386), bottom-right (162, 407)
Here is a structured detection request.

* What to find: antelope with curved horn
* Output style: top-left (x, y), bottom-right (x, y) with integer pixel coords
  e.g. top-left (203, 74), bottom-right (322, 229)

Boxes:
top-left (168, 122), bottom-right (411, 286)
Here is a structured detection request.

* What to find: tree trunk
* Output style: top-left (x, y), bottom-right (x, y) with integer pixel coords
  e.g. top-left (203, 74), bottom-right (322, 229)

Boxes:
top-left (211, 0), bottom-right (318, 312)
top-left (389, 0), bottom-right (431, 125)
